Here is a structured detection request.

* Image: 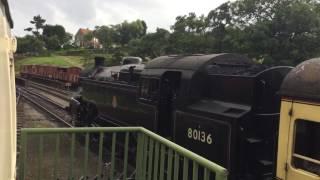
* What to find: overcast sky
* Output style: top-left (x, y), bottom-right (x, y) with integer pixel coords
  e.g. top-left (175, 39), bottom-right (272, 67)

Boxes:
top-left (10, 0), bottom-right (229, 36)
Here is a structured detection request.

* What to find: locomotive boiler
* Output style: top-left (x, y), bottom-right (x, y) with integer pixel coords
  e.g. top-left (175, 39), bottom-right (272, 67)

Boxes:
top-left (70, 53), bottom-right (292, 179)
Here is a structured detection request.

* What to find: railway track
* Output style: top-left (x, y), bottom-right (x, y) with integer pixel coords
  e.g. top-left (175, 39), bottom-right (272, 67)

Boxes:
top-left (16, 90), bottom-right (24, 155)
top-left (28, 86), bottom-right (70, 107)
top-left (17, 87), bottom-right (73, 127)
top-left (28, 79), bottom-right (72, 95)
top-left (18, 77), bottom-right (73, 101)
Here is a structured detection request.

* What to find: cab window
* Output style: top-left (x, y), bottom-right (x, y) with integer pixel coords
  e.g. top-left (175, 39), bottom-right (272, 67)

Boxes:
top-left (139, 78), bottom-right (159, 103)
top-left (292, 119), bottom-right (320, 175)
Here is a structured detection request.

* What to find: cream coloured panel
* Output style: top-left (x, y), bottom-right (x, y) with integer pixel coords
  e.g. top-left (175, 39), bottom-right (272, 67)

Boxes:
top-left (0, 15), bottom-right (17, 180)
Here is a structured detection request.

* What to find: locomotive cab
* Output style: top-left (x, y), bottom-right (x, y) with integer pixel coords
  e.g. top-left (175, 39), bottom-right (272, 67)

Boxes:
top-left (138, 71), bottom-right (182, 138)
top-left (277, 58), bottom-right (320, 180)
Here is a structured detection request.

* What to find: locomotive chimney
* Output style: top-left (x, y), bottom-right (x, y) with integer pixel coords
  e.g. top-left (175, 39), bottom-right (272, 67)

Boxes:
top-left (94, 56), bottom-right (105, 67)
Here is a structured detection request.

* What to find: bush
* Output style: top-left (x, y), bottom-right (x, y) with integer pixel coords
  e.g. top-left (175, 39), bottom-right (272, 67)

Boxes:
top-left (16, 35), bottom-right (45, 54)
top-left (45, 35), bottom-right (61, 50)
top-left (37, 51), bottom-right (52, 57)
top-left (110, 48), bottom-right (128, 66)
top-left (62, 44), bottom-right (75, 50)
top-left (62, 49), bottom-right (89, 56)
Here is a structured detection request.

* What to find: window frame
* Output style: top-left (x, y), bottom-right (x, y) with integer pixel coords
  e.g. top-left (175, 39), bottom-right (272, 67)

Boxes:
top-left (291, 118), bottom-right (320, 176)
top-left (138, 77), bottom-right (160, 104)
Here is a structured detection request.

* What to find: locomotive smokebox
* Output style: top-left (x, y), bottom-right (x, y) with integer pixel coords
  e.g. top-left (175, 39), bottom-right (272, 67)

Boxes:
top-left (94, 56), bottom-right (105, 67)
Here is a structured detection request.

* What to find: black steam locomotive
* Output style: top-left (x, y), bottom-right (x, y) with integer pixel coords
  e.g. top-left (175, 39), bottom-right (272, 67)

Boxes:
top-left (70, 54), bottom-right (292, 180)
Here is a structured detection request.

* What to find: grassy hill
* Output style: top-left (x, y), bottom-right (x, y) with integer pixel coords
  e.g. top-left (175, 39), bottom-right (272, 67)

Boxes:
top-left (15, 55), bottom-right (89, 74)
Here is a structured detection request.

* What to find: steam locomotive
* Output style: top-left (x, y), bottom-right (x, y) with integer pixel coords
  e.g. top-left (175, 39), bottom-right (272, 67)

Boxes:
top-left (70, 54), bottom-right (292, 180)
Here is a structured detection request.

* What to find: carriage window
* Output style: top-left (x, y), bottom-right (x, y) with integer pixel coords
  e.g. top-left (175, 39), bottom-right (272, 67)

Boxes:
top-left (292, 119), bottom-right (320, 175)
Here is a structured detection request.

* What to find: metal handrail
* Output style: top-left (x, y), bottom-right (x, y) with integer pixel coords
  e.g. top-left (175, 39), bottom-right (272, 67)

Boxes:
top-left (19, 127), bottom-right (228, 180)
top-left (140, 127), bottom-right (227, 179)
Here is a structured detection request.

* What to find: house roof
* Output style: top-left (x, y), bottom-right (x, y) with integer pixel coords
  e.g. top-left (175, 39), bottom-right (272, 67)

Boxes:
top-left (76, 28), bottom-right (91, 35)
top-left (1, 0), bottom-right (13, 28)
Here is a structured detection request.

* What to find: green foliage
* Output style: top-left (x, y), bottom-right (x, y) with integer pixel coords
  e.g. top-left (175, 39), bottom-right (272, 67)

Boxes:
top-left (110, 48), bottom-right (128, 65)
top-left (128, 28), bottom-right (170, 58)
top-left (58, 49), bottom-right (88, 56)
top-left (18, 15), bottom-right (73, 53)
top-left (16, 35), bottom-right (45, 54)
top-left (43, 25), bottom-right (65, 40)
top-left (93, 19), bottom-right (148, 49)
top-left (43, 24), bottom-right (73, 50)
top-left (62, 33), bottom-right (73, 48)
top-left (19, 15), bottom-right (47, 53)
top-left (168, 13), bottom-right (212, 54)
top-left (45, 35), bottom-right (61, 50)
top-left (24, 15), bottom-right (46, 36)
top-left (115, 19), bottom-right (147, 45)
top-left (93, 26), bottom-right (114, 50)
top-left (230, 0), bottom-right (320, 65)
top-left (89, 1), bottom-right (320, 66)
top-left (17, 1), bottom-right (320, 66)
top-left (83, 31), bottom-right (94, 42)
top-left (163, 0), bottom-right (320, 65)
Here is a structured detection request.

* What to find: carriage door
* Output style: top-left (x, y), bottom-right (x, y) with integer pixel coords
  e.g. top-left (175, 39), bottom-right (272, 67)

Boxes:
top-left (158, 71), bottom-right (181, 138)
top-left (286, 102), bottom-right (320, 180)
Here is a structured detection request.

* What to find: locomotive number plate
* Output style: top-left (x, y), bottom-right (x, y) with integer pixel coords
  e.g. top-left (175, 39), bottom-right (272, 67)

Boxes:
top-left (187, 128), bottom-right (212, 144)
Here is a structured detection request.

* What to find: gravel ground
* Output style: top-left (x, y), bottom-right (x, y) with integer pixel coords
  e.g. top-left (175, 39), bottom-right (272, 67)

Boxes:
top-left (22, 101), bottom-right (58, 128)
top-left (18, 100), bottom-right (135, 180)
top-left (19, 101), bottom-right (103, 179)
top-left (38, 90), bottom-right (70, 107)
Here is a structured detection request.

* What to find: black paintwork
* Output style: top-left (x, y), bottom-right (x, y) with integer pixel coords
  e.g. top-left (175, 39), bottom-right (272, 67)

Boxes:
top-left (70, 54), bottom-right (292, 180)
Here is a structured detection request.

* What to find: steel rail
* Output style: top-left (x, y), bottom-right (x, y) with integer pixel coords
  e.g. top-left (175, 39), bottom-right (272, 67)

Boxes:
top-left (28, 83), bottom-right (71, 102)
top-left (17, 87), bottom-right (73, 127)
top-left (23, 87), bottom-right (66, 109)
top-left (28, 80), bottom-right (72, 96)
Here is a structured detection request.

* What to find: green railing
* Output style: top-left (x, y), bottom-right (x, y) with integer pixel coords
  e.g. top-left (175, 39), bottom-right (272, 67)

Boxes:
top-left (18, 127), bottom-right (228, 180)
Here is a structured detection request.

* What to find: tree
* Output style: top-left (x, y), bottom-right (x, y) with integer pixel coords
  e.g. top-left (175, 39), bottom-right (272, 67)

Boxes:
top-left (45, 35), bottom-right (61, 50)
top-left (206, 2), bottom-right (235, 52)
top-left (94, 25), bottom-right (116, 51)
top-left (17, 35), bottom-right (45, 54)
top-left (114, 20), bottom-right (148, 46)
top-left (83, 31), bottom-right (94, 42)
top-left (62, 32), bottom-right (73, 47)
top-left (24, 15), bottom-right (46, 36)
top-left (128, 28), bottom-right (171, 58)
top-left (269, 0), bottom-right (320, 64)
top-left (42, 24), bottom-right (73, 50)
top-left (93, 19), bottom-right (148, 50)
top-left (170, 12), bottom-right (209, 54)
top-left (43, 25), bottom-right (65, 41)
top-left (172, 13), bottom-right (207, 34)
top-left (227, 0), bottom-right (320, 65)
top-left (163, 0), bottom-right (320, 65)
